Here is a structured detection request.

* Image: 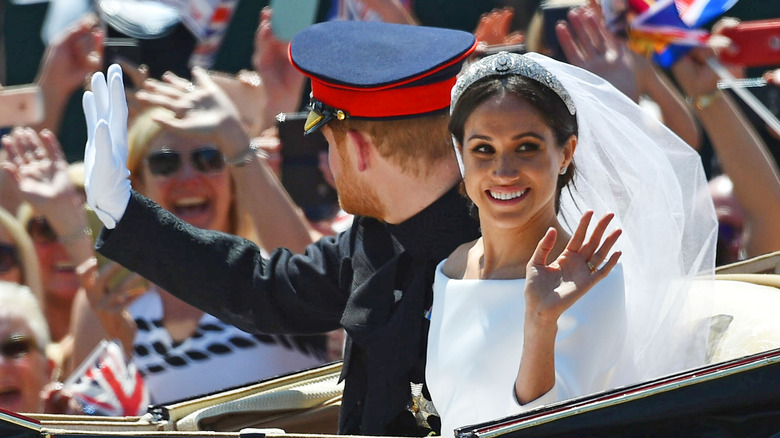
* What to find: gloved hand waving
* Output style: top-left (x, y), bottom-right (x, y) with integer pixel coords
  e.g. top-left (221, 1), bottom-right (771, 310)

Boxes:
top-left (83, 64), bottom-right (132, 229)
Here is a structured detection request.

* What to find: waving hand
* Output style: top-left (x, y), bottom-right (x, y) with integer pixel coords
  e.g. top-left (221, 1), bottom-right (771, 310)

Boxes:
top-left (524, 211), bottom-right (622, 325)
top-left (83, 64), bottom-right (132, 229)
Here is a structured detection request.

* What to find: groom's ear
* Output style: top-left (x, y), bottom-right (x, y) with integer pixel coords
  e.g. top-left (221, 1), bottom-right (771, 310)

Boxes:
top-left (346, 130), bottom-right (373, 172)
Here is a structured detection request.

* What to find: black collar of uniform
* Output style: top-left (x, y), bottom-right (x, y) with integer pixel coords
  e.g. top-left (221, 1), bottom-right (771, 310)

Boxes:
top-left (386, 184), bottom-right (479, 260)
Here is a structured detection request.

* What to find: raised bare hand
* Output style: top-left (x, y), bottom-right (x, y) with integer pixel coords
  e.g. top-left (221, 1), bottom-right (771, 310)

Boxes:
top-left (136, 67), bottom-right (243, 143)
top-left (91, 260), bottom-right (146, 314)
top-left (473, 7), bottom-right (525, 47)
top-left (252, 6), bottom-right (305, 97)
top-left (671, 18), bottom-right (744, 99)
top-left (524, 211), bottom-right (622, 325)
top-left (252, 6), bottom-right (306, 130)
top-left (0, 128), bottom-right (75, 215)
top-left (37, 14), bottom-right (103, 98)
top-left (79, 257), bottom-right (142, 358)
top-left (556, 0), bottom-right (641, 101)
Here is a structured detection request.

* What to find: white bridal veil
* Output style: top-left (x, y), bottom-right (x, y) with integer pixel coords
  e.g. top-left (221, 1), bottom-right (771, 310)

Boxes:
top-left (454, 52), bottom-right (719, 385)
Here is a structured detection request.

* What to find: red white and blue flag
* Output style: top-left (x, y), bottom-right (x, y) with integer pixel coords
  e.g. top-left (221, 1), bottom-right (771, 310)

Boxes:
top-left (675, 0), bottom-right (739, 28)
top-left (627, 0), bottom-right (738, 66)
top-left (64, 340), bottom-right (149, 416)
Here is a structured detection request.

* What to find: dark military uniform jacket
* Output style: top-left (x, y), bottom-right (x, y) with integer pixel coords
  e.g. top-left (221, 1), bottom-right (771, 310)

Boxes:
top-left (97, 186), bottom-right (480, 436)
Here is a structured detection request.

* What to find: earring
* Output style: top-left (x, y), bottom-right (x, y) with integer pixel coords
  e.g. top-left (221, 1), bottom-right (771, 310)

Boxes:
top-left (559, 167), bottom-right (568, 175)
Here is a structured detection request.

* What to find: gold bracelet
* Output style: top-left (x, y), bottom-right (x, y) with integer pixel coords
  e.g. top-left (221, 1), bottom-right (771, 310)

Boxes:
top-left (225, 140), bottom-right (260, 167)
top-left (687, 89), bottom-right (722, 110)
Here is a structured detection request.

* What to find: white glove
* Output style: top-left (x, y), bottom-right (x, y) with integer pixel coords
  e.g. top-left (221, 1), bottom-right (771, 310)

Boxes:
top-left (83, 64), bottom-right (132, 229)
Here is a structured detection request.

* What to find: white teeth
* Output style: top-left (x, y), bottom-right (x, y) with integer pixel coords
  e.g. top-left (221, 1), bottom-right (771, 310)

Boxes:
top-left (174, 197), bottom-right (207, 207)
top-left (489, 189), bottom-right (527, 200)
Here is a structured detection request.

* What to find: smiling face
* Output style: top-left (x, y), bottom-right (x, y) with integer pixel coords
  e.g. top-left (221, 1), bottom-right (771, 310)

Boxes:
top-left (0, 312), bottom-right (49, 413)
top-left (138, 131), bottom-right (233, 233)
top-left (32, 240), bottom-right (78, 301)
top-left (24, 216), bottom-right (79, 302)
top-left (461, 92), bottom-right (574, 232)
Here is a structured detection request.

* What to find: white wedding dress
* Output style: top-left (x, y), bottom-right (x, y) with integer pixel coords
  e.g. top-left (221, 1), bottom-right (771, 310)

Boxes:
top-left (426, 261), bottom-right (630, 437)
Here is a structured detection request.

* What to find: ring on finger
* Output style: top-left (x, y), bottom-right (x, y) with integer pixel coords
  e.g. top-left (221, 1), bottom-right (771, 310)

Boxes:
top-left (587, 260), bottom-right (597, 274)
top-left (185, 82), bottom-right (195, 93)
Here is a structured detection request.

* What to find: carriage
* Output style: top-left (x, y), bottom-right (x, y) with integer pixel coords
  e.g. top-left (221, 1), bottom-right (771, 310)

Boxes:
top-left (6, 252), bottom-right (780, 438)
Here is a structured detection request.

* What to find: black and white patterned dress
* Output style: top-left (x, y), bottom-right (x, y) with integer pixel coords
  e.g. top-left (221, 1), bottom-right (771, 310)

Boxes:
top-left (129, 289), bottom-right (328, 404)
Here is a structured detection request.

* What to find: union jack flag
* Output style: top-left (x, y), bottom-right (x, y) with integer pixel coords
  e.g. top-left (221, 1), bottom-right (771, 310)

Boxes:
top-left (64, 340), bottom-right (149, 416)
top-left (625, 0), bottom-right (738, 66)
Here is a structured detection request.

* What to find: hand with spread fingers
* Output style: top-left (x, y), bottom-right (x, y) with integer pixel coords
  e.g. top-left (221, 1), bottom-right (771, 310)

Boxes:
top-left (0, 128), bottom-right (94, 268)
top-left (212, 70), bottom-right (267, 137)
top-left (555, 0), bottom-right (702, 148)
top-left (514, 211), bottom-right (621, 405)
top-left (555, 0), bottom-right (640, 101)
top-left (524, 211), bottom-right (622, 326)
top-left (473, 7), bottom-right (525, 48)
top-left (1, 128), bottom-right (75, 214)
top-left (83, 64), bottom-right (132, 229)
top-left (35, 13), bottom-right (104, 133)
top-left (135, 67), bottom-right (248, 159)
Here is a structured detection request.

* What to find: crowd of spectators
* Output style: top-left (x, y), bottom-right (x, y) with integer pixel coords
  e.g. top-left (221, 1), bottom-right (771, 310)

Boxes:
top-left (0, 0), bottom-right (776, 420)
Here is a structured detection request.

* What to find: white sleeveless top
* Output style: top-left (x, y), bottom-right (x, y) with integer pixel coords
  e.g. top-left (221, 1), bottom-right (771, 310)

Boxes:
top-left (426, 262), bottom-right (629, 437)
top-left (129, 289), bottom-right (327, 404)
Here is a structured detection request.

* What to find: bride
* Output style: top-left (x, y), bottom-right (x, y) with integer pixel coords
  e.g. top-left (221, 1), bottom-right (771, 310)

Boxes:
top-left (426, 52), bottom-right (718, 437)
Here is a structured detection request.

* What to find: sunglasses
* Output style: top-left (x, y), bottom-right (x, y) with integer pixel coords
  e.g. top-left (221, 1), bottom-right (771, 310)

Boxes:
top-left (0, 334), bottom-right (38, 359)
top-left (0, 243), bottom-right (18, 273)
top-left (145, 147), bottom-right (225, 177)
top-left (27, 216), bottom-right (58, 245)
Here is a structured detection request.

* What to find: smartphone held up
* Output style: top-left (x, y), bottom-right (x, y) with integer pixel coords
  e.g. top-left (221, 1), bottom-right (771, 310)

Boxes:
top-left (0, 85), bottom-right (44, 128)
top-left (718, 19), bottom-right (780, 68)
top-left (276, 111), bottom-right (338, 222)
top-left (270, 0), bottom-right (320, 41)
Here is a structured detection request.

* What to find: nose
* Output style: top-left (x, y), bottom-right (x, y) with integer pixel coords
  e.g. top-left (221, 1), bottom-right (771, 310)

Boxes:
top-left (493, 154), bottom-right (518, 180)
top-left (175, 156), bottom-right (200, 181)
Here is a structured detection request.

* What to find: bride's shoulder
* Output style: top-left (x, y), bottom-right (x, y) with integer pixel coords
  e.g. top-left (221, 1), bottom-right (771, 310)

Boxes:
top-left (441, 240), bottom-right (478, 279)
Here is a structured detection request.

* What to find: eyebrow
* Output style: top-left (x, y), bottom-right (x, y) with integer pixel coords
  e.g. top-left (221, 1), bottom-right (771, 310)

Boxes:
top-left (466, 132), bottom-right (546, 142)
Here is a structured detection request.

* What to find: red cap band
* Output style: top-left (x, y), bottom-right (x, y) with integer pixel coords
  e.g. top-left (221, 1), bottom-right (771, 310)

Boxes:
top-left (310, 76), bottom-right (457, 118)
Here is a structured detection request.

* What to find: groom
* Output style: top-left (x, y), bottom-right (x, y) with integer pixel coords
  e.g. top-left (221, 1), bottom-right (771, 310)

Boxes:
top-left (85, 20), bottom-right (479, 436)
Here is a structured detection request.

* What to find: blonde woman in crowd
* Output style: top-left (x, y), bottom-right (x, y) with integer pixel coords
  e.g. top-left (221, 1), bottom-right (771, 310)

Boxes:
top-left (0, 206), bottom-right (43, 300)
top-left (66, 107), bottom-right (328, 405)
top-left (0, 281), bottom-right (53, 414)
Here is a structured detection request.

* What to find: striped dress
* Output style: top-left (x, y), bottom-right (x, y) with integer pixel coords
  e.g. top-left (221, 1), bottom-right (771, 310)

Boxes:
top-left (129, 289), bottom-right (328, 404)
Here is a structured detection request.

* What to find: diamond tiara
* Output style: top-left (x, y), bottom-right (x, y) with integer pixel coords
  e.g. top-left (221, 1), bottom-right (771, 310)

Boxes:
top-left (451, 52), bottom-right (576, 116)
